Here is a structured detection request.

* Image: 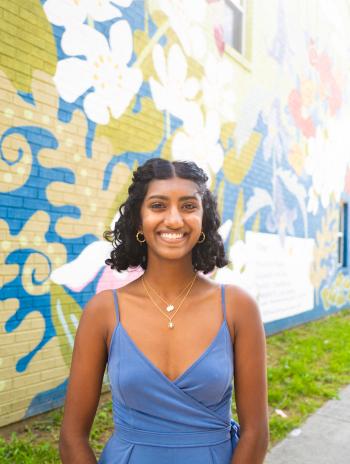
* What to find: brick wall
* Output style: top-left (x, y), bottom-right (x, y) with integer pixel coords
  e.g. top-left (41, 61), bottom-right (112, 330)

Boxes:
top-left (0, 0), bottom-right (350, 426)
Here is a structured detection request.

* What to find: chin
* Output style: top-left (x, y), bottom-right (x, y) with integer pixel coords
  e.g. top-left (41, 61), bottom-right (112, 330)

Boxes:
top-left (151, 246), bottom-right (193, 262)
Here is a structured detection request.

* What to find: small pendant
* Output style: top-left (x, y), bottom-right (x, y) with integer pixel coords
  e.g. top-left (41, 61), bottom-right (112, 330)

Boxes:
top-left (166, 304), bottom-right (175, 312)
top-left (168, 321), bottom-right (175, 329)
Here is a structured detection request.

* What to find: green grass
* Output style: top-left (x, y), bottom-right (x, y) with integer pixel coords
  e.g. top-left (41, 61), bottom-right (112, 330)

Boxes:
top-left (266, 308), bottom-right (350, 444)
top-left (1, 308), bottom-right (350, 461)
top-left (0, 433), bottom-right (59, 464)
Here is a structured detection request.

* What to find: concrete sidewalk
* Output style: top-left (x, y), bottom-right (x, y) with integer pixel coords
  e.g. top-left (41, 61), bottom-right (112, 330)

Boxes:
top-left (265, 384), bottom-right (350, 464)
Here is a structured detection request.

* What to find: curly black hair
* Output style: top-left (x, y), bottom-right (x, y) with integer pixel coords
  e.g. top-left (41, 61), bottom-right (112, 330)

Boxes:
top-left (104, 158), bottom-right (228, 274)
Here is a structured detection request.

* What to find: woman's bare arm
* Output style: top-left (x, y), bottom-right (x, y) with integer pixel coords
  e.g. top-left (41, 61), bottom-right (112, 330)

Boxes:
top-left (59, 291), bottom-right (113, 463)
top-left (227, 286), bottom-right (269, 464)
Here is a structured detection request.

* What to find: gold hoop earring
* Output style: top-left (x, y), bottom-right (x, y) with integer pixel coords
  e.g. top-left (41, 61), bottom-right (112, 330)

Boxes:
top-left (198, 231), bottom-right (206, 244)
top-left (136, 231), bottom-right (146, 244)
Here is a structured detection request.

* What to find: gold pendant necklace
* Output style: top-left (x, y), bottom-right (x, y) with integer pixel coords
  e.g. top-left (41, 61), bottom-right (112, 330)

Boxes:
top-left (142, 274), bottom-right (197, 329)
top-left (143, 275), bottom-right (195, 313)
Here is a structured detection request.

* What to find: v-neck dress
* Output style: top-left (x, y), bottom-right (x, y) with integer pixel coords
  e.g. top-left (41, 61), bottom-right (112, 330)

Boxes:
top-left (98, 285), bottom-right (240, 464)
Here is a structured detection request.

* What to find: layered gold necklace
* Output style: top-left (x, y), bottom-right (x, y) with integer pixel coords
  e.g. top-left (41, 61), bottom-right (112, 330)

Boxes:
top-left (142, 274), bottom-right (197, 329)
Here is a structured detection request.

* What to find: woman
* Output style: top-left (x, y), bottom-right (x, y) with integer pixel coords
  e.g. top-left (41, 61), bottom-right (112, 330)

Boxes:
top-left (59, 158), bottom-right (269, 463)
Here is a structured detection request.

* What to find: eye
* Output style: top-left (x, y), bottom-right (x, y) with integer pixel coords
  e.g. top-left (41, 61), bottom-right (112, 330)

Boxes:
top-left (182, 203), bottom-right (197, 210)
top-left (150, 202), bottom-right (165, 209)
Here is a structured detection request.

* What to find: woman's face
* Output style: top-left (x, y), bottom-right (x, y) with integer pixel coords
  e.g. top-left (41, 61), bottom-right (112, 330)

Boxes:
top-left (140, 177), bottom-right (204, 262)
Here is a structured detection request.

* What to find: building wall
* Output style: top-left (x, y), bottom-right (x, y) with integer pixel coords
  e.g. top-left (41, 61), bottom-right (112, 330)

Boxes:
top-left (1, 0), bottom-right (350, 426)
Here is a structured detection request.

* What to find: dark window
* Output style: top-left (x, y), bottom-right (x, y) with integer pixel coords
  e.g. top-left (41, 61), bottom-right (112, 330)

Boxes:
top-left (338, 202), bottom-right (348, 267)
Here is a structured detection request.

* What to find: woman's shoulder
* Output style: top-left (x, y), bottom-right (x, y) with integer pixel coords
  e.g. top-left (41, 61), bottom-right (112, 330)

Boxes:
top-left (84, 289), bottom-right (115, 314)
top-left (223, 284), bottom-right (261, 329)
top-left (80, 290), bottom-right (116, 335)
top-left (224, 283), bottom-right (258, 307)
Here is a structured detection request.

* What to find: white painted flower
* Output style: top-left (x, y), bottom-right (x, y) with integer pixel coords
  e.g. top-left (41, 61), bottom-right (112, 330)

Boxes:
top-left (44, 0), bottom-right (132, 28)
top-left (50, 240), bottom-right (113, 292)
top-left (202, 55), bottom-right (236, 123)
top-left (218, 220), bottom-right (233, 243)
top-left (305, 120), bottom-right (350, 214)
top-left (149, 44), bottom-right (199, 121)
top-left (172, 104), bottom-right (224, 176)
top-left (158, 0), bottom-right (208, 60)
top-left (214, 240), bottom-right (258, 297)
top-left (51, 240), bottom-right (143, 293)
top-left (306, 186), bottom-right (320, 216)
top-left (54, 21), bottom-right (142, 124)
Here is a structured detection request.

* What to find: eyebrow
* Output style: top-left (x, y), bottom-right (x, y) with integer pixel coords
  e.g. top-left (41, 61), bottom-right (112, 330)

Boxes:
top-left (147, 194), bottom-right (200, 201)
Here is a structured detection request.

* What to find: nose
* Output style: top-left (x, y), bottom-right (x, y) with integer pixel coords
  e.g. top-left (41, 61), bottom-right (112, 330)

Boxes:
top-left (163, 206), bottom-right (184, 228)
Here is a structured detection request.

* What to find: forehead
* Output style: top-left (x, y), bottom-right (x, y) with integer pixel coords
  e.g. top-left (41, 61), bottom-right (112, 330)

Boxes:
top-left (145, 177), bottom-right (201, 198)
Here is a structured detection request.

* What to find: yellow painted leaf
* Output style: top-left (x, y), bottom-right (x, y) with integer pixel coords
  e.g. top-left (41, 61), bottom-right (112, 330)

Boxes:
top-left (96, 97), bottom-right (164, 155)
top-left (221, 122), bottom-right (236, 151)
top-left (50, 284), bottom-right (82, 367)
top-left (0, 0), bottom-right (57, 93)
top-left (252, 211), bottom-right (260, 232)
top-left (105, 161), bottom-right (136, 228)
top-left (133, 29), bottom-right (157, 82)
top-left (229, 189), bottom-right (245, 248)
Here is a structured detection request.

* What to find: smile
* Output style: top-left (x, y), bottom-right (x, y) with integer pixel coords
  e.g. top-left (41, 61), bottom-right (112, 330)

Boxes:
top-left (158, 232), bottom-right (186, 242)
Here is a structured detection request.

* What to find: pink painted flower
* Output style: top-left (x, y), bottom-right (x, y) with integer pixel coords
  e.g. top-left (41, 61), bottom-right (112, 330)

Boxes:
top-left (288, 88), bottom-right (315, 138)
top-left (214, 25), bottom-right (225, 55)
top-left (345, 167), bottom-right (350, 196)
top-left (96, 266), bottom-right (143, 293)
top-left (308, 42), bottom-right (343, 116)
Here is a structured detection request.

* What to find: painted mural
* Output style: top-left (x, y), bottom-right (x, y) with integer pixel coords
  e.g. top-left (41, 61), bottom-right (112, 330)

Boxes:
top-left (0, 0), bottom-right (350, 426)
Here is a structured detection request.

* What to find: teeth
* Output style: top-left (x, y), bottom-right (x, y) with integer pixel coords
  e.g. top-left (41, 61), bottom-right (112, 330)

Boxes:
top-left (160, 233), bottom-right (184, 239)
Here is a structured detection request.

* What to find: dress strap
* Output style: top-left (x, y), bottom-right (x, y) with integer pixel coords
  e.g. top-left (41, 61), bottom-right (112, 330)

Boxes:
top-left (221, 284), bottom-right (227, 321)
top-left (113, 289), bottom-right (120, 325)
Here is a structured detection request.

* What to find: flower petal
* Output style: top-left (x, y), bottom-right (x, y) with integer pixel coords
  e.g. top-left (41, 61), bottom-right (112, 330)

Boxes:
top-left (184, 0), bottom-right (207, 21)
top-left (109, 68), bottom-right (142, 119)
top-left (123, 66), bottom-right (143, 94)
top-left (183, 77), bottom-right (199, 99)
top-left (183, 103), bottom-right (203, 135)
top-left (87, 3), bottom-right (122, 22)
top-left (62, 24), bottom-right (108, 58)
top-left (205, 111), bottom-right (221, 141)
top-left (189, 25), bottom-right (207, 60)
top-left (54, 58), bottom-right (92, 103)
top-left (172, 131), bottom-right (192, 160)
top-left (209, 143), bottom-right (224, 173)
top-left (149, 77), bottom-right (167, 111)
top-left (50, 241), bottom-right (112, 292)
top-left (109, 20), bottom-right (133, 64)
top-left (114, 0), bottom-right (133, 6)
top-left (84, 91), bottom-right (110, 124)
top-left (152, 44), bottom-right (167, 84)
top-left (44, 0), bottom-right (86, 27)
top-left (204, 54), bottom-right (218, 82)
top-left (168, 44), bottom-right (187, 84)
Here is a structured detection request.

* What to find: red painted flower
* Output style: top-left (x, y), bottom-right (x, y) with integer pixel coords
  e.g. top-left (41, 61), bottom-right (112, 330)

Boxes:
top-left (214, 25), bottom-right (225, 55)
top-left (309, 42), bottom-right (342, 116)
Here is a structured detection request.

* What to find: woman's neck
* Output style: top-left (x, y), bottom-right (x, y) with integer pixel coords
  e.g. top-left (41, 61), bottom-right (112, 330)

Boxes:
top-left (142, 256), bottom-right (196, 300)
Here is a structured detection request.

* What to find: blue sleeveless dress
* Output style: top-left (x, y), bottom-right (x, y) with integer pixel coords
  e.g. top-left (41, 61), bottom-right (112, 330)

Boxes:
top-left (98, 285), bottom-right (240, 463)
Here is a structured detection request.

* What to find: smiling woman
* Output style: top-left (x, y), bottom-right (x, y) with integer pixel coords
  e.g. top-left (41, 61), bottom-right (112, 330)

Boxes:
top-left (104, 159), bottom-right (228, 274)
top-left (59, 158), bottom-right (269, 464)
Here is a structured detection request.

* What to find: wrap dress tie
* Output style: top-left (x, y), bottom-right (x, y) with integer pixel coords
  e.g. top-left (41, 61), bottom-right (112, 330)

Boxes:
top-left (99, 285), bottom-right (240, 463)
